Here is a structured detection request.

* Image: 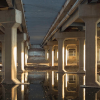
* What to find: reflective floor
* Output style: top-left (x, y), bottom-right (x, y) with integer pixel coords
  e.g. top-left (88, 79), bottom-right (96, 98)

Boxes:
top-left (0, 70), bottom-right (100, 100)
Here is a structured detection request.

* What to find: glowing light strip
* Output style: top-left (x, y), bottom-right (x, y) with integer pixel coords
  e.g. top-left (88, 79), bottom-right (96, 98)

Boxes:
top-left (52, 71), bottom-right (54, 86)
top-left (66, 49), bottom-right (68, 66)
top-left (21, 52), bottom-right (24, 71)
top-left (57, 73), bottom-right (58, 81)
top-left (57, 51), bottom-right (58, 60)
top-left (65, 74), bottom-right (68, 87)
top-left (52, 51), bottom-right (54, 66)
top-left (84, 45), bottom-right (85, 71)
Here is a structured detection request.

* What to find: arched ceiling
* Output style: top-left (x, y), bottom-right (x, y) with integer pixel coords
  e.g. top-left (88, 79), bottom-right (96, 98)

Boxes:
top-left (22, 0), bottom-right (66, 44)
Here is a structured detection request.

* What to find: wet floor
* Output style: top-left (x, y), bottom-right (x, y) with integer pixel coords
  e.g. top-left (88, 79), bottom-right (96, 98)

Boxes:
top-left (0, 70), bottom-right (100, 100)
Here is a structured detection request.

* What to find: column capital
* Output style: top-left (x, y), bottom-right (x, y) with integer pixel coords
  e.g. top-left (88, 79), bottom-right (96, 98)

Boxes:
top-left (47, 40), bottom-right (58, 46)
top-left (0, 9), bottom-right (22, 24)
top-left (79, 4), bottom-right (100, 22)
top-left (43, 45), bottom-right (49, 50)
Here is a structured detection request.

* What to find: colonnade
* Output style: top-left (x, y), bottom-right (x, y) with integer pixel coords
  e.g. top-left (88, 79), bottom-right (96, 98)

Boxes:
top-left (43, 4), bottom-right (100, 87)
top-left (0, 9), bottom-right (30, 84)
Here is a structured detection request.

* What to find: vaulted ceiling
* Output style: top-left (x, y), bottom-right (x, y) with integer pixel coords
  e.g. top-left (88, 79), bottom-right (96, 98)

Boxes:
top-left (22, 0), bottom-right (66, 44)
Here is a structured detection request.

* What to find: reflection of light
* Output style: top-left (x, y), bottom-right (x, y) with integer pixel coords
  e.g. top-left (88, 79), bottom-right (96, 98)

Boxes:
top-left (21, 73), bottom-right (24, 83)
top-left (21, 85), bottom-right (24, 92)
top-left (21, 52), bottom-right (24, 71)
top-left (66, 49), bottom-right (68, 66)
top-left (52, 71), bottom-right (54, 86)
top-left (12, 85), bottom-right (18, 100)
top-left (57, 51), bottom-right (58, 60)
top-left (84, 44), bottom-right (85, 71)
top-left (25, 72), bottom-right (28, 82)
top-left (57, 73), bottom-right (58, 81)
top-left (83, 75), bottom-right (85, 85)
top-left (47, 72), bottom-right (49, 79)
top-left (65, 74), bottom-right (68, 87)
top-left (52, 50), bottom-right (54, 66)
top-left (83, 88), bottom-right (85, 100)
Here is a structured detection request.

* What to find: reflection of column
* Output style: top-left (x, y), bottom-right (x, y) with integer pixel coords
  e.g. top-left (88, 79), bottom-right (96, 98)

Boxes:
top-left (79, 4), bottom-right (100, 86)
top-left (21, 73), bottom-right (24, 100)
top-left (2, 85), bottom-right (19, 100)
top-left (77, 38), bottom-right (85, 73)
top-left (58, 73), bottom-right (65, 100)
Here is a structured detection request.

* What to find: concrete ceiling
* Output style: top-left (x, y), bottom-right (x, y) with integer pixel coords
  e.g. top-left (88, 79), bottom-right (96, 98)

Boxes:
top-left (22, 0), bottom-right (66, 44)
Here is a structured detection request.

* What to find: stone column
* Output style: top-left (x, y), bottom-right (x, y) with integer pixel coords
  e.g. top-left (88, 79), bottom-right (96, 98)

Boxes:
top-left (44, 48), bottom-right (48, 60)
top-left (57, 38), bottom-right (65, 72)
top-left (79, 4), bottom-right (100, 86)
top-left (0, 9), bottom-right (22, 84)
top-left (55, 46), bottom-right (58, 61)
top-left (24, 43), bottom-right (28, 66)
top-left (77, 38), bottom-right (85, 73)
top-left (17, 33), bottom-right (26, 72)
top-left (49, 46), bottom-right (54, 66)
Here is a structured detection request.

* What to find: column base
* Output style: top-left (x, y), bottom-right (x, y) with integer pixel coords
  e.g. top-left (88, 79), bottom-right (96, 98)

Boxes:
top-left (77, 70), bottom-right (85, 74)
top-left (57, 69), bottom-right (66, 73)
top-left (80, 85), bottom-right (100, 88)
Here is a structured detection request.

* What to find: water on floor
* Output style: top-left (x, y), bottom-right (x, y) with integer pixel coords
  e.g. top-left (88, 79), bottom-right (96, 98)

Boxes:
top-left (0, 70), bottom-right (100, 100)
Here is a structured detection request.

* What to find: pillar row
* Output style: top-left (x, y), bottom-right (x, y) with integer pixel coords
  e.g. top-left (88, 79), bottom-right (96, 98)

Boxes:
top-left (0, 9), bottom-right (22, 84)
top-left (79, 4), bottom-right (100, 86)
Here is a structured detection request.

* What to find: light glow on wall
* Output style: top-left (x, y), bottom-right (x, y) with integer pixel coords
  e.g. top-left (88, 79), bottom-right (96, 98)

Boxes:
top-left (21, 52), bottom-right (24, 71)
top-left (66, 49), bottom-right (68, 66)
top-left (84, 45), bottom-right (85, 71)
top-left (57, 73), bottom-right (58, 81)
top-left (57, 51), bottom-right (58, 60)
top-left (47, 52), bottom-right (49, 60)
top-left (52, 51), bottom-right (54, 66)
top-left (65, 74), bottom-right (68, 87)
top-left (25, 72), bottom-right (28, 82)
top-left (52, 71), bottom-right (54, 86)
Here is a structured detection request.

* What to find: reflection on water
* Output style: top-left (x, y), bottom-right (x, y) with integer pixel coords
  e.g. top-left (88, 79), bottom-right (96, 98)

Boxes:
top-left (0, 71), bottom-right (100, 100)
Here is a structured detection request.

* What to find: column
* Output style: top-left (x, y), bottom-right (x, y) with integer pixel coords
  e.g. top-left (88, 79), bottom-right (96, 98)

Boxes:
top-left (57, 38), bottom-right (65, 72)
top-left (24, 45), bottom-right (28, 66)
top-left (49, 46), bottom-right (54, 66)
top-left (45, 49), bottom-right (48, 60)
top-left (17, 35), bottom-right (25, 72)
top-left (79, 4), bottom-right (100, 86)
top-left (55, 46), bottom-right (58, 61)
top-left (64, 45), bottom-right (67, 66)
top-left (0, 9), bottom-right (22, 84)
top-left (77, 38), bottom-right (85, 73)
